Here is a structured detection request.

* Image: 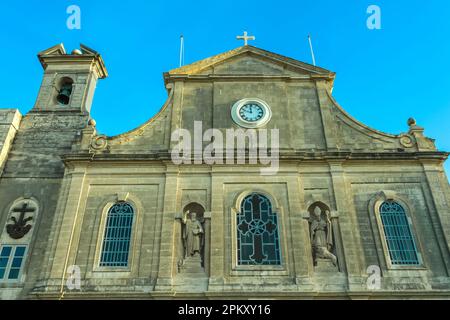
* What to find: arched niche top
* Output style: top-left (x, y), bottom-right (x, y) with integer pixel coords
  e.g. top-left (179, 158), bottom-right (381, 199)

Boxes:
top-left (307, 201), bottom-right (331, 217)
top-left (183, 202), bottom-right (206, 220)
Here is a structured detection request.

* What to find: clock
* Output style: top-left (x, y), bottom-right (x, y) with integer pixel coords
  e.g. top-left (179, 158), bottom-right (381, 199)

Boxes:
top-left (231, 98), bottom-right (272, 128)
top-left (239, 103), bottom-right (264, 122)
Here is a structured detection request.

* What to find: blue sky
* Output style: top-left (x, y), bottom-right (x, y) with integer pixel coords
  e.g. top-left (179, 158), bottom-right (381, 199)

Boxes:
top-left (1, 0), bottom-right (449, 177)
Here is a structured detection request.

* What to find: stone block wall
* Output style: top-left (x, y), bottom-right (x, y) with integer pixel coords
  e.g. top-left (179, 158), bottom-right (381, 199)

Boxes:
top-left (30, 159), bottom-right (450, 299)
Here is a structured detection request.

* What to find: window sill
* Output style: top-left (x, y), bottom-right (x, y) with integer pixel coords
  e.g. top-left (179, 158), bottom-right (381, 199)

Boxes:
top-left (386, 265), bottom-right (427, 271)
top-left (231, 265), bottom-right (287, 276)
top-left (0, 282), bottom-right (24, 287)
top-left (92, 267), bottom-right (131, 273)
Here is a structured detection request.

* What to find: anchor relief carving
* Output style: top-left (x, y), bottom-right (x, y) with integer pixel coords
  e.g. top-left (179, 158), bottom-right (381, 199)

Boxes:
top-left (6, 202), bottom-right (35, 239)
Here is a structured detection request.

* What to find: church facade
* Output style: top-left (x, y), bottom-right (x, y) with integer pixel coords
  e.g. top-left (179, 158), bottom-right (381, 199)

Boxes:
top-left (0, 43), bottom-right (450, 299)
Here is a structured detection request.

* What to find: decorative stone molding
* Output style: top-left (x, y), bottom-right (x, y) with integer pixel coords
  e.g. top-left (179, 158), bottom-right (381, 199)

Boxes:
top-left (399, 134), bottom-right (415, 148)
top-left (329, 210), bottom-right (339, 218)
top-left (74, 125), bottom-right (96, 151)
top-left (376, 190), bottom-right (397, 201)
top-left (407, 118), bottom-right (437, 151)
top-left (116, 192), bottom-right (129, 202)
top-left (203, 211), bottom-right (212, 219)
top-left (2, 198), bottom-right (39, 243)
top-left (174, 212), bottom-right (183, 220)
top-left (90, 135), bottom-right (108, 152)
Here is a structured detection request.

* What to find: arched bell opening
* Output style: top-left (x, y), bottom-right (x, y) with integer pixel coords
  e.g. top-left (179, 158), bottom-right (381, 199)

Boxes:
top-left (55, 77), bottom-right (74, 106)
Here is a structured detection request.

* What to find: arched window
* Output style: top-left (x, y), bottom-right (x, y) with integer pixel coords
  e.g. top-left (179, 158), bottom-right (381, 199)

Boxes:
top-left (379, 201), bottom-right (419, 265)
top-left (99, 202), bottom-right (134, 267)
top-left (237, 193), bottom-right (281, 265)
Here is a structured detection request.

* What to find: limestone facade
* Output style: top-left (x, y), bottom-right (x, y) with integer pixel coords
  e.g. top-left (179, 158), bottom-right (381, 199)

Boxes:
top-left (0, 44), bottom-right (449, 299)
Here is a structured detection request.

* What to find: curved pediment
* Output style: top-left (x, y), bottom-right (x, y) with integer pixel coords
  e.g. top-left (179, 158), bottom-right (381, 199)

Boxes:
top-left (321, 88), bottom-right (437, 152)
top-left (75, 45), bottom-right (438, 157)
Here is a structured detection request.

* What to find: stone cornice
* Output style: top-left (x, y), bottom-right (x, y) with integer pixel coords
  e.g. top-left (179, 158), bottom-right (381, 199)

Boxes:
top-left (30, 289), bottom-right (450, 300)
top-left (61, 151), bottom-right (449, 164)
top-left (164, 73), bottom-right (334, 84)
top-left (167, 45), bottom-right (333, 76)
top-left (38, 43), bottom-right (108, 79)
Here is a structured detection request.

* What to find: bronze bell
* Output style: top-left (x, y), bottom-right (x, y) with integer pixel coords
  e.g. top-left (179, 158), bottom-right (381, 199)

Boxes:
top-left (56, 84), bottom-right (72, 105)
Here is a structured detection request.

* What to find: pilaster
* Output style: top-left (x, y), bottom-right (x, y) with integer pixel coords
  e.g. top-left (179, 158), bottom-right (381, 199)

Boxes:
top-left (48, 164), bottom-right (87, 291)
top-left (421, 161), bottom-right (450, 275)
top-left (208, 175), bottom-right (225, 290)
top-left (328, 161), bottom-right (364, 290)
top-left (155, 165), bottom-right (180, 291)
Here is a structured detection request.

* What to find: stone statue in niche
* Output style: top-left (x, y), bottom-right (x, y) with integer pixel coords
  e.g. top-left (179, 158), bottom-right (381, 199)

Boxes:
top-left (175, 210), bottom-right (208, 290)
top-left (309, 206), bottom-right (337, 266)
top-left (182, 211), bottom-right (204, 259)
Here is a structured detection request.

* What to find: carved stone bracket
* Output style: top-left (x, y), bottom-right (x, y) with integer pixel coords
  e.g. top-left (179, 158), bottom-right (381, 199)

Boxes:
top-left (203, 211), bottom-right (212, 219)
top-left (329, 210), bottom-right (339, 218)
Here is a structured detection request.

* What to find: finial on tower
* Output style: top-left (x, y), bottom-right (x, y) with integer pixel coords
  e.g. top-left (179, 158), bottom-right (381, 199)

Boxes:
top-left (71, 49), bottom-right (82, 55)
top-left (407, 117), bottom-right (417, 127)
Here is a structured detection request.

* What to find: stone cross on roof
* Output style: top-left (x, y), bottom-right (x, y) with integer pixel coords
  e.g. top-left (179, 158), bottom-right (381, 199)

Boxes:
top-left (236, 31), bottom-right (255, 46)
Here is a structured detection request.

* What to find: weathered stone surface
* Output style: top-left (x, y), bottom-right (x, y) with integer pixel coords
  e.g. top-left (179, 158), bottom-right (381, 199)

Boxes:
top-left (0, 44), bottom-right (449, 300)
top-left (0, 109), bottom-right (21, 176)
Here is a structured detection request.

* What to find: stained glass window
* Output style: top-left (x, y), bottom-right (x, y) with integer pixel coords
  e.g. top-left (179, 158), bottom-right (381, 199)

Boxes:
top-left (379, 201), bottom-right (420, 265)
top-left (100, 202), bottom-right (134, 267)
top-left (237, 193), bottom-right (281, 265)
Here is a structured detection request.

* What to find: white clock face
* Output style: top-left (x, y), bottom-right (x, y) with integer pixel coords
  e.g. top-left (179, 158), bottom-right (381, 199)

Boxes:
top-left (231, 98), bottom-right (272, 128)
top-left (239, 104), bottom-right (264, 122)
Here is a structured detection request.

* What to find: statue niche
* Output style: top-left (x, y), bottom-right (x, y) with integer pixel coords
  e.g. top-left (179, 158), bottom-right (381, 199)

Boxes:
top-left (179, 203), bottom-right (206, 270)
top-left (175, 203), bottom-right (208, 290)
top-left (308, 203), bottom-right (338, 268)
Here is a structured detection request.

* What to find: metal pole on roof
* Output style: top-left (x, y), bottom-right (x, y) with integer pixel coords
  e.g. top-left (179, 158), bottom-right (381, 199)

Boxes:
top-left (308, 34), bottom-right (316, 66)
top-left (179, 34), bottom-right (184, 67)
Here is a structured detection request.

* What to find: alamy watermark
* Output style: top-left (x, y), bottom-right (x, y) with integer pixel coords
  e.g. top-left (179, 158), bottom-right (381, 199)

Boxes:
top-left (171, 121), bottom-right (280, 175)
top-left (367, 5), bottom-right (381, 30)
top-left (366, 265), bottom-right (381, 290)
top-left (66, 5), bottom-right (81, 30)
top-left (66, 264), bottom-right (81, 290)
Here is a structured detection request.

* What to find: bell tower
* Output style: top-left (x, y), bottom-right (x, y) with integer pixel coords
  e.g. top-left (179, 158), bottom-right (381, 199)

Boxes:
top-left (1, 43), bottom-right (108, 179)
top-left (33, 43), bottom-right (107, 114)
